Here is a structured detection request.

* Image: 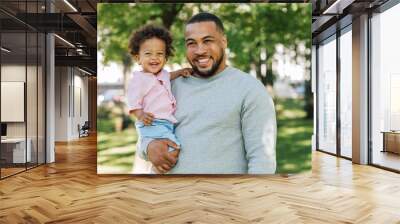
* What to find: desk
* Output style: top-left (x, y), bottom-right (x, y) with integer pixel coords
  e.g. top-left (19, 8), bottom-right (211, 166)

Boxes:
top-left (1, 138), bottom-right (31, 163)
top-left (381, 131), bottom-right (400, 154)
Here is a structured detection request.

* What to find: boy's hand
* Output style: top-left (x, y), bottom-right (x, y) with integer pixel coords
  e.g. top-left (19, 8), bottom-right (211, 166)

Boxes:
top-left (138, 111), bottom-right (155, 125)
top-left (180, 68), bottom-right (193, 78)
top-left (170, 68), bottom-right (193, 80)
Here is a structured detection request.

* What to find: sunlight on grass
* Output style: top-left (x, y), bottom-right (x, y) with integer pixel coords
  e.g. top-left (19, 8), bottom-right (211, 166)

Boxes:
top-left (97, 128), bottom-right (137, 173)
top-left (282, 163), bottom-right (297, 170)
top-left (276, 98), bottom-right (313, 174)
top-left (97, 98), bottom-right (313, 174)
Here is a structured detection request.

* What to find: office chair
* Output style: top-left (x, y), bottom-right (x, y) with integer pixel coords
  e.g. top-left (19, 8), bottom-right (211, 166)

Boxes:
top-left (79, 121), bottom-right (90, 138)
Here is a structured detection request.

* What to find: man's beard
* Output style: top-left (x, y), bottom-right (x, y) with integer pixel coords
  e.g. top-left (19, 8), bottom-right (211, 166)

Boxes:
top-left (189, 48), bottom-right (225, 78)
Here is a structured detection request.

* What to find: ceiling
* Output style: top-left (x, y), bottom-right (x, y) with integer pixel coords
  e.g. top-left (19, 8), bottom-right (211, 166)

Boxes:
top-left (0, 0), bottom-right (98, 75)
top-left (312, 0), bottom-right (390, 43)
top-left (4, 0), bottom-right (393, 75)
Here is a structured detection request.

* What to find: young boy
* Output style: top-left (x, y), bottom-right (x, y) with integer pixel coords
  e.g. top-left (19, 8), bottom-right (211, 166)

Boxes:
top-left (126, 25), bottom-right (190, 173)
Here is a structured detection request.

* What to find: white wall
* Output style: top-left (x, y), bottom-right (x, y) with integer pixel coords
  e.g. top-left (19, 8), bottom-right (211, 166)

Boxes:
top-left (55, 66), bottom-right (69, 141)
top-left (54, 67), bottom-right (89, 141)
top-left (1, 65), bottom-right (29, 138)
top-left (1, 63), bottom-right (46, 164)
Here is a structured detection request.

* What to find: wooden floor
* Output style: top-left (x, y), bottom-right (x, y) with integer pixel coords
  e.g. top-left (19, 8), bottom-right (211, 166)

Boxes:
top-left (1, 163), bottom-right (45, 178)
top-left (1, 167), bottom-right (26, 177)
top-left (1, 135), bottom-right (400, 223)
top-left (372, 150), bottom-right (400, 171)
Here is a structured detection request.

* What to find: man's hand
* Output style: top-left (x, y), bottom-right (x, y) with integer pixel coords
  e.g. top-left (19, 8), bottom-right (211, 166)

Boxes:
top-left (147, 139), bottom-right (180, 173)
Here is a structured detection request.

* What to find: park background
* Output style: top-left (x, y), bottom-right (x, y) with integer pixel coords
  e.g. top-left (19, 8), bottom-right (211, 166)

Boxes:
top-left (97, 3), bottom-right (312, 174)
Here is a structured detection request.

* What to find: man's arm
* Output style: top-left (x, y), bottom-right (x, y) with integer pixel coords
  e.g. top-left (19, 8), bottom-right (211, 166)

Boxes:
top-left (241, 83), bottom-right (277, 174)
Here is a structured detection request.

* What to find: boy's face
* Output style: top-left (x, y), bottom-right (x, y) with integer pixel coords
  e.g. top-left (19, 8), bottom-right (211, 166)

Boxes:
top-left (135, 37), bottom-right (167, 74)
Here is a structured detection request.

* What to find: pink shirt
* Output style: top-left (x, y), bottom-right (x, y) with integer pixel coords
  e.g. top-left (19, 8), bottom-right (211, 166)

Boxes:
top-left (127, 69), bottom-right (177, 123)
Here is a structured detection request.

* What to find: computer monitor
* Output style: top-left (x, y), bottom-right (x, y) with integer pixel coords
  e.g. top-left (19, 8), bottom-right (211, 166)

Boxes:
top-left (1, 123), bottom-right (7, 137)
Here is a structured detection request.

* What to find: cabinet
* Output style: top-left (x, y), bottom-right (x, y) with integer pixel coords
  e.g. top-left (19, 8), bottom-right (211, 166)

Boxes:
top-left (382, 131), bottom-right (400, 154)
top-left (0, 138), bottom-right (32, 166)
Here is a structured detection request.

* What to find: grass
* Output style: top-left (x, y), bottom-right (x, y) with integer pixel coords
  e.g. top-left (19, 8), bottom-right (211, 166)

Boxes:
top-left (276, 98), bottom-right (313, 173)
top-left (97, 127), bottom-right (137, 173)
top-left (97, 98), bottom-right (313, 174)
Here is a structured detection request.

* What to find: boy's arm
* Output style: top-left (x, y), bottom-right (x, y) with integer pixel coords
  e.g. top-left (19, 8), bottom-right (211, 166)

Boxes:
top-left (130, 109), bottom-right (154, 126)
top-left (127, 74), bottom-right (156, 125)
top-left (170, 71), bottom-right (180, 80)
top-left (170, 68), bottom-right (192, 80)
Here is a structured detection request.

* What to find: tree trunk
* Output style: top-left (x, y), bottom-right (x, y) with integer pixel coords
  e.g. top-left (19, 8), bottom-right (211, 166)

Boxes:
top-left (265, 59), bottom-right (274, 87)
top-left (122, 54), bottom-right (132, 95)
top-left (304, 52), bottom-right (313, 119)
top-left (255, 58), bottom-right (263, 84)
top-left (161, 4), bottom-right (184, 30)
top-left (304, 78), bottom-right (313, 119)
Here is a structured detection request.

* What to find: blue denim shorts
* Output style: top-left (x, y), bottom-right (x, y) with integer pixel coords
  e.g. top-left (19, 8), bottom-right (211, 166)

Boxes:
top-left (135, 119), bottom-right (180, 152)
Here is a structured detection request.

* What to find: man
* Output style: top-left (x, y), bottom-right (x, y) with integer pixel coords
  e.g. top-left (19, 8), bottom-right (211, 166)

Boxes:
top-left (136, 12), bottom-right (277, 174)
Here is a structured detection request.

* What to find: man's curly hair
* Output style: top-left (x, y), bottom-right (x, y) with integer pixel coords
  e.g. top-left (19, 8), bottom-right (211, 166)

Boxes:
top-left (128, 25), bottom-right (174, 59)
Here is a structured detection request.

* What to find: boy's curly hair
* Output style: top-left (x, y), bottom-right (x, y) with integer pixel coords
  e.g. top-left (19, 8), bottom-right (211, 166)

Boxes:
top-left (128, 24), bottom-right (174, 59)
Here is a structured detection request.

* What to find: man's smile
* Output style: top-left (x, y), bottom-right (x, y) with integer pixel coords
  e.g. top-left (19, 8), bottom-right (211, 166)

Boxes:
top-left (195, 57), bottom-right (212, 67)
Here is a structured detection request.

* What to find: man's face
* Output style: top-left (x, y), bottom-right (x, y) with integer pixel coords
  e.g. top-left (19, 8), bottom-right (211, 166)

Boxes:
top-left (185, 21), bottom-right (227, 78)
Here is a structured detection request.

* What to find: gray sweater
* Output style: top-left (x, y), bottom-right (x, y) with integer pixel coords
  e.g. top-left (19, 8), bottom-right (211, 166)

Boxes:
top-left (138, 66), bottom-right (277, 174)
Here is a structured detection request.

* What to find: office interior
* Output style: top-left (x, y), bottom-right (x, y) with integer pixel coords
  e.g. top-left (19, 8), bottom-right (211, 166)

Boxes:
top-left (0, 0), bottom-right (399, 222)
top-left (0, 0), bottom-right (97, 179)
top-left (312, 0), bottom-right (400, 172)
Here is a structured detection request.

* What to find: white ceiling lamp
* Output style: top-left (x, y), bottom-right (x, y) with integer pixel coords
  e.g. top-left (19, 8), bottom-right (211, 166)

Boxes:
top-left (63, 0), bottom-right (78, 12)
top-left (1, 47), bottom-right (11, 53)
top-left (54, 34), bottom-right (75, 48)
top-left (322, 0), bottom-right (354, 15)
top-left (78, 67), bottom-right (92, 76)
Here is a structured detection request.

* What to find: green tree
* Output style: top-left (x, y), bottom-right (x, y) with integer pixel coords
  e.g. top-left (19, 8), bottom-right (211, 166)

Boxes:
top-left (98, 3), bottom-right (186, 92)
top-left (98, 3), bottom-right (312, 116)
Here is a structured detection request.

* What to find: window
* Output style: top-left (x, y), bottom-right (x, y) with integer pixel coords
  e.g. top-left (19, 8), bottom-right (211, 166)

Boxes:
top-left (370, 3), bottom-right (400, 171)
top-left (339, 26), bottom-right (352, 158)
top-left (0, 1), bottom-right (47, 179)
top-left (317, 35), bottom-right (337, 154)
